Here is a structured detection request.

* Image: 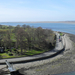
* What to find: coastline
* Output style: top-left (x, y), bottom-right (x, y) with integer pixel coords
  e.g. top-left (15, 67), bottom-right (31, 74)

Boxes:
top-left (0, 32), bottom-right (75, 75)
top-left (1, 21), bottom-right (75, 24)
top-left (64, 33), bottom-right (75, 43)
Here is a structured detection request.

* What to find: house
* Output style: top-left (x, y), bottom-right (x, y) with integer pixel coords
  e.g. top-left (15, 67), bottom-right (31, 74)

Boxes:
top-left (0, 47), bottom-right (5, 53)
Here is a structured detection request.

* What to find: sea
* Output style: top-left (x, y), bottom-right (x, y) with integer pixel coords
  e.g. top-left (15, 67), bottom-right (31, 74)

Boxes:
top-left (0, 22), bottom-right (75, 35)
top-left (55, 71), bottom-right (75, 75)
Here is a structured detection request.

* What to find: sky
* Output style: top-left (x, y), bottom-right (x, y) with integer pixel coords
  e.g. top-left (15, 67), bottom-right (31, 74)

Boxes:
top-left (0, 0), bottom-right (75, 22)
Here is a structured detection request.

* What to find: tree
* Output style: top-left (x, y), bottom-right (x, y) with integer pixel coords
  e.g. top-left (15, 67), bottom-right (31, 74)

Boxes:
top-left (2, 29), bottom-right (12, 51)
top-left (6, 30), bottom-right (12, 50)
top-left (15, 27), bottom-right (27, 54)
top-left (26, 25), bottom-right (31, 29)
top-left (22, 24), bottom-right (26, 30)
top-left (0, 25), bottom-right (2, 29)
top-left (35, 27), bottom-right (44, 48)
top-left (26, 27), bottom-right (35, 50)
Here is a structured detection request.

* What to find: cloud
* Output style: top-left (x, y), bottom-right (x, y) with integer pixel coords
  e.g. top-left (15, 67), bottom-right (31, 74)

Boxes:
top-left (0, 0), bottom-right (75, 22)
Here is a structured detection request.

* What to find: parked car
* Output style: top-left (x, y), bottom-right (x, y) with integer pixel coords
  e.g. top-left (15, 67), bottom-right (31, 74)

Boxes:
top-left (59, 38), bottom-right (61, 42)
top-left (59, 36), bottom-right (62, 42)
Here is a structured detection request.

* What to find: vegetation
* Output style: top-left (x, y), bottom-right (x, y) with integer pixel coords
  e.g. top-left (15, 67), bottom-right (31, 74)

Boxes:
top-left (0, 24), bottom-right (56, 59)
top-left (59, 32), bottom-right (63, 36)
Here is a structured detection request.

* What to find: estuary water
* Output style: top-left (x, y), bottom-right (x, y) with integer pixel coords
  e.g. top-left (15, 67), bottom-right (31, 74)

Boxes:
top-left (0, 22), bottom-right (75, 35)
top-left (56, 71), bottom-right (75, 75)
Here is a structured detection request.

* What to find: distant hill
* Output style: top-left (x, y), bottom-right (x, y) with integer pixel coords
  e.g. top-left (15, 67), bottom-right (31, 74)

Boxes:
top-left (1, 21), bottom-right (75, 24)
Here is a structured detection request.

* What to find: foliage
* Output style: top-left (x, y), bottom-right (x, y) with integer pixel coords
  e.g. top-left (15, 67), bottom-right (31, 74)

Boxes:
top-left (8, 52), bottom-right (13, 56)
top-left (59, 32), bottom-right (63, 36)
top-left (0, 24), bottom-right (56, 57)
top-left (5, 49), bottom-right (10, 53)
top-left (0, 49), bottom-right (49, 59)
top-left (0, 53), bottom-right (15, 58)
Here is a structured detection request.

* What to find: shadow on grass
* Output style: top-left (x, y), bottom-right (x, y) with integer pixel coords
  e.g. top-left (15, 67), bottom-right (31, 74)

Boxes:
top-left (0, 55), bottom-right (2, 59)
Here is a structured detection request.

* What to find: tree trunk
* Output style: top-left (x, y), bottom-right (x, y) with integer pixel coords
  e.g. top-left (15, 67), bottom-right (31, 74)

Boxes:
top-left (21, 47), bottom-right (22, 55)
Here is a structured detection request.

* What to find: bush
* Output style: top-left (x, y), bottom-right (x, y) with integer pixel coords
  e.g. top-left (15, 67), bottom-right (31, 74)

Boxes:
top-left (12, 48), bottom-right (17, 52)
top-left (5, 49), bottom-right (10, 53)
top-left (8, 52), bottom-right (13, 56)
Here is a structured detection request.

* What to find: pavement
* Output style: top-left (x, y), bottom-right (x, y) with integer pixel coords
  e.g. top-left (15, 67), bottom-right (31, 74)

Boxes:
top-left (0, 32), bottom-right (64, 64)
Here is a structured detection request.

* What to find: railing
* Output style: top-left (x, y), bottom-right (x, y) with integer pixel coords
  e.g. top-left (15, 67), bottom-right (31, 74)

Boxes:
top-left (5, 60), bottom-right (16, 72)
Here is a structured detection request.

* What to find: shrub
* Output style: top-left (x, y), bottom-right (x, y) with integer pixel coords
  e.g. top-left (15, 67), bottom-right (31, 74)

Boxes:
top-left (5, 49), bottom-right (10, 53)
top-left (8, 52), bottom-right (13, 56)
top-left (12, 48), bottom-right (17, 52)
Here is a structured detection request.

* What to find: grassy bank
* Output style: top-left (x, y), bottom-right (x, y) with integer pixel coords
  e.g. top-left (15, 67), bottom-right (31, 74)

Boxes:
top-left (0, 49), bottom-right (50, 59)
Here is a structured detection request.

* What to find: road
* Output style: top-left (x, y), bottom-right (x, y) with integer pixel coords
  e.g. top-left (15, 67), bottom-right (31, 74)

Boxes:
top-left (54, 32), bottom-right (63, 51)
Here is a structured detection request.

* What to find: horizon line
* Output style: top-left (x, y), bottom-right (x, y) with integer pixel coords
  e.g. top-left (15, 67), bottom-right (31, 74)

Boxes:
top-left (0, 21), bottom-right (75, 23)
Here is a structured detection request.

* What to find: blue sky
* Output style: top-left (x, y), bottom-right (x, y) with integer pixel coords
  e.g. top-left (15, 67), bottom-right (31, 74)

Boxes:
top-left (0, 0), bottom-right (75, 22)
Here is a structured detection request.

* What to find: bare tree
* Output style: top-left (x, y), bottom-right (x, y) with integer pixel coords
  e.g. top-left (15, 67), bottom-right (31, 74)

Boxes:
top-left (15, 27), bottom-right (27, 54)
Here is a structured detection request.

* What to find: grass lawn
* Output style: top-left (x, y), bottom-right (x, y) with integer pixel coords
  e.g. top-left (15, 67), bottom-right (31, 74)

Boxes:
top-left (0, 53), bottom-right (15, 59)
top-left (0, 49), bottom-right (49, 59)
top-left (24, 49), bottom-right (48, 55)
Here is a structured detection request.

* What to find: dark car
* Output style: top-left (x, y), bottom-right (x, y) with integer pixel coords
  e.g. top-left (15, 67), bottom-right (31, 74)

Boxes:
top-left (59, 38), bottom-right (61, 42)
top-left (59, 36), bottom-right (62, 42)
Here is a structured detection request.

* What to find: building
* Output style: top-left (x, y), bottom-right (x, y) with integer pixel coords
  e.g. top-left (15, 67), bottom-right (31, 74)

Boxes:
top-left (0, 47), bottom-right (5, 53)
